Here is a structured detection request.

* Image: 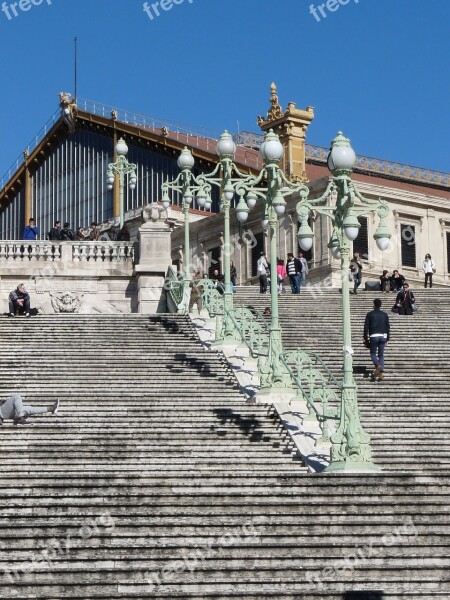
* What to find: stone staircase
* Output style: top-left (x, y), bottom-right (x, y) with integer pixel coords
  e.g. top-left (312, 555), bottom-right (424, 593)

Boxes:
top-left (234, 286), bottom-right (450, 473)
top-left (0, 312), bottom-right (448, 598)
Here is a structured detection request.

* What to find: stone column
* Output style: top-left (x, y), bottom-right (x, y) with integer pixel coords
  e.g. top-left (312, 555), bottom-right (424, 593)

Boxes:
top-left (135, 203), bottom-right (173, 314)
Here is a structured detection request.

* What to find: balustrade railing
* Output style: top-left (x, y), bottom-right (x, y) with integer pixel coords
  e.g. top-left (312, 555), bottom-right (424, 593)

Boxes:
top-left (0, 241), bottom-right (62, 261)
top-left (71, 241), bottom-right (133, 262)
top-left (0, 240), bottom-right (134, 263)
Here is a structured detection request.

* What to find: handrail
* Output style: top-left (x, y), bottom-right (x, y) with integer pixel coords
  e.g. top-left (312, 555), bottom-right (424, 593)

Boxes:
top-left (198, 280), bottom-right (340, 442)
top-left (225, 304), bottom-right (270, 358)
top-left (78, 98), bottom-right (221, 141)
top-left (166, 266), bottom-right (185, 313)
top-left (280, 350), bottom-right (340, 443)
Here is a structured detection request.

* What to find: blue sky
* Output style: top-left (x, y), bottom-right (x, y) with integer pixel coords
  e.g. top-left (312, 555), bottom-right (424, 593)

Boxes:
top-left (0, 0), bottom-right (449, 179)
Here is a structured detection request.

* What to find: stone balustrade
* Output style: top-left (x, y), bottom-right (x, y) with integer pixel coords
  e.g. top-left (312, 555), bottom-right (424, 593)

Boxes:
top-left (0, 240), bottom-right (134, 263)
top-left (0, 209), bottom-right (173, 314)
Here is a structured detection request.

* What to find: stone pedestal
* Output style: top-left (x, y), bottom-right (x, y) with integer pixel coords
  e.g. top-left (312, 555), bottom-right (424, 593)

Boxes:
top-left (135, 204), bottom-right (173, 314)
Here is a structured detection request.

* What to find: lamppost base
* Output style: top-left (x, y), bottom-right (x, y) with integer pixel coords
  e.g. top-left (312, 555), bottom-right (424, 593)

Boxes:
top-left (324, 459), bottom-right (381, 474)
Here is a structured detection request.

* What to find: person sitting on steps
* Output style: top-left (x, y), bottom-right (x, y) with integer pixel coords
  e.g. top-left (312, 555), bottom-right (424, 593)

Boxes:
top-left (9, 284), bottom-right (31, 317)
top-left (390, 270), bottom-right (405, 292)
top-left (0, 394), bottom-right (59, 426)
top-left (380, 270), bottom-right (391, 293)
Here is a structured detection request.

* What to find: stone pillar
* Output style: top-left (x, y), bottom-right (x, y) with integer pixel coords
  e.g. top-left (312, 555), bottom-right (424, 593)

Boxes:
top-left (258, 83), bottom-right (314, 183)
top-left (135, 203), bottom-right (173, 314)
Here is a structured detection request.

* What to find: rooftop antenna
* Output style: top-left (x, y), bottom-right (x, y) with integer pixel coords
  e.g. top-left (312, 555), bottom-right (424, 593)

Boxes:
top-left (74, 36), bottom-right (78, 101)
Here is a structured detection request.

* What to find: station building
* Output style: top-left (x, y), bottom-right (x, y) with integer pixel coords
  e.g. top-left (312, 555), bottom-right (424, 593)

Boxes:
top-left (1, 87), bottom-right (449, 291)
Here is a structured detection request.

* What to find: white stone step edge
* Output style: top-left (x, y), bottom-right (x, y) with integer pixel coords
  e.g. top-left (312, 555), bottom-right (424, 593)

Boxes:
top-left (189, 314), bottom-right (332, 473)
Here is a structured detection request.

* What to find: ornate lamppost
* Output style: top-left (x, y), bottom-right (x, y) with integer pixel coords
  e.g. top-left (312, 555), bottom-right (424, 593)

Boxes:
top-left (162, 129), bottom-right (308, 391)
top-left (228, 129), bottom-right (310, 392)
top-left (296, 132), bottom-right (391, 472)
top-left (106, 138), bottom-right (137, 228)
top-left (161, 148), bottom-right (212, 311)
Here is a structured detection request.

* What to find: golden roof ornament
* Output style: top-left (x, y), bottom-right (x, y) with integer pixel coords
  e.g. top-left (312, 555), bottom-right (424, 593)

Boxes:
top-left (257, 82), bottom-right (283, 127)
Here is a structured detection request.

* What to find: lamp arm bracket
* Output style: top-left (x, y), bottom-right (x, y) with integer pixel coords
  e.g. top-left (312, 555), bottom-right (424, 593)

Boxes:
top-left (201, 163), bottom-right (222, 181)
top-left (278, 170), bottom-right (309, 192)
top-left (231, 162), bottom-right (263, 182)
top-left (351, 186), bottom-right (390, 219)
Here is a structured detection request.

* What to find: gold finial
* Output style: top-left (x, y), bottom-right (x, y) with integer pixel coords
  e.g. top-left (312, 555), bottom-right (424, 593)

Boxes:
top-left (258, 82), bottom-right (283, 127)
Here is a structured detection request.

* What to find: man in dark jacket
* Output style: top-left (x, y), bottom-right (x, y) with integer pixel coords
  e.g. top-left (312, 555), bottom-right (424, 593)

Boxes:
top-left (60, 222), bottom-right (75, 241)
top-left (364, 298), bottom-right (390, 381)
top-left (286, 253), bottom-right (302, 294)
top-left (9, 284), bottom-right (31, 317)
top-left (48, 221), bottom-right (62, 241)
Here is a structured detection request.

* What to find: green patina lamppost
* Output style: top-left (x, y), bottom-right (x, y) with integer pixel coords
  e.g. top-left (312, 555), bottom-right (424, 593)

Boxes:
top-left (230, 129), bottom-right (310, 393)
top-left (107, 138), bottom-right (137, 228)
top-left (161, 148), bottom-right (212, 311)
top-left (296, 132), bottom-right (391, 472)
top-left (163, 129), bottom-right (308, 392)
top-left (161, 133), bottom-right (247, 339)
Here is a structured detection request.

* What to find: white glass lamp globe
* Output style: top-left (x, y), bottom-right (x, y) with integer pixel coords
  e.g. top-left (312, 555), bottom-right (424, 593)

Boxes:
top-left (223, 184), bottom-right (234, 201)
top-left (116, 138), bottom-right (128, 156)
top-left (237, 209), bottom-right (248, 223)
top-left (327, 132), bottom-right (356, 173)
top-left (342, 213), bottom-right (361, 241)
top-left (246, 192), bottom-right (257, 209)
top-left (196, 190), bottom-right (206, 208)
top-left (216, 131), bottom-right (236, 159)
top-left (162, 191), bottom-right (170, 209)
top-left (331, 245), bottom-right (341, 259)
top-left (376, 236), bottom-right (390, 251)
top-left (177, 147), bottom-right (195, 169)
top-left (298, 236), bottom-right (313, 252)
top-left (262, 138), bottom-right (283, 161)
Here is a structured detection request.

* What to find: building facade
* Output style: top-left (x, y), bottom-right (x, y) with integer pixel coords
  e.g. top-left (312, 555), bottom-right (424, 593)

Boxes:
top-left (1, 87), bottom-right (449, 292)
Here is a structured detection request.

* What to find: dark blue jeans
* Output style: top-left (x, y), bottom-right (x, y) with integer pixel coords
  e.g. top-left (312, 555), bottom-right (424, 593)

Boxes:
top-left (259, 274), bottom-right (267, 294)
top-left (289, 274), bottom-right (301, 294)
top-left (369, 337), bottom-right (386, 371)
